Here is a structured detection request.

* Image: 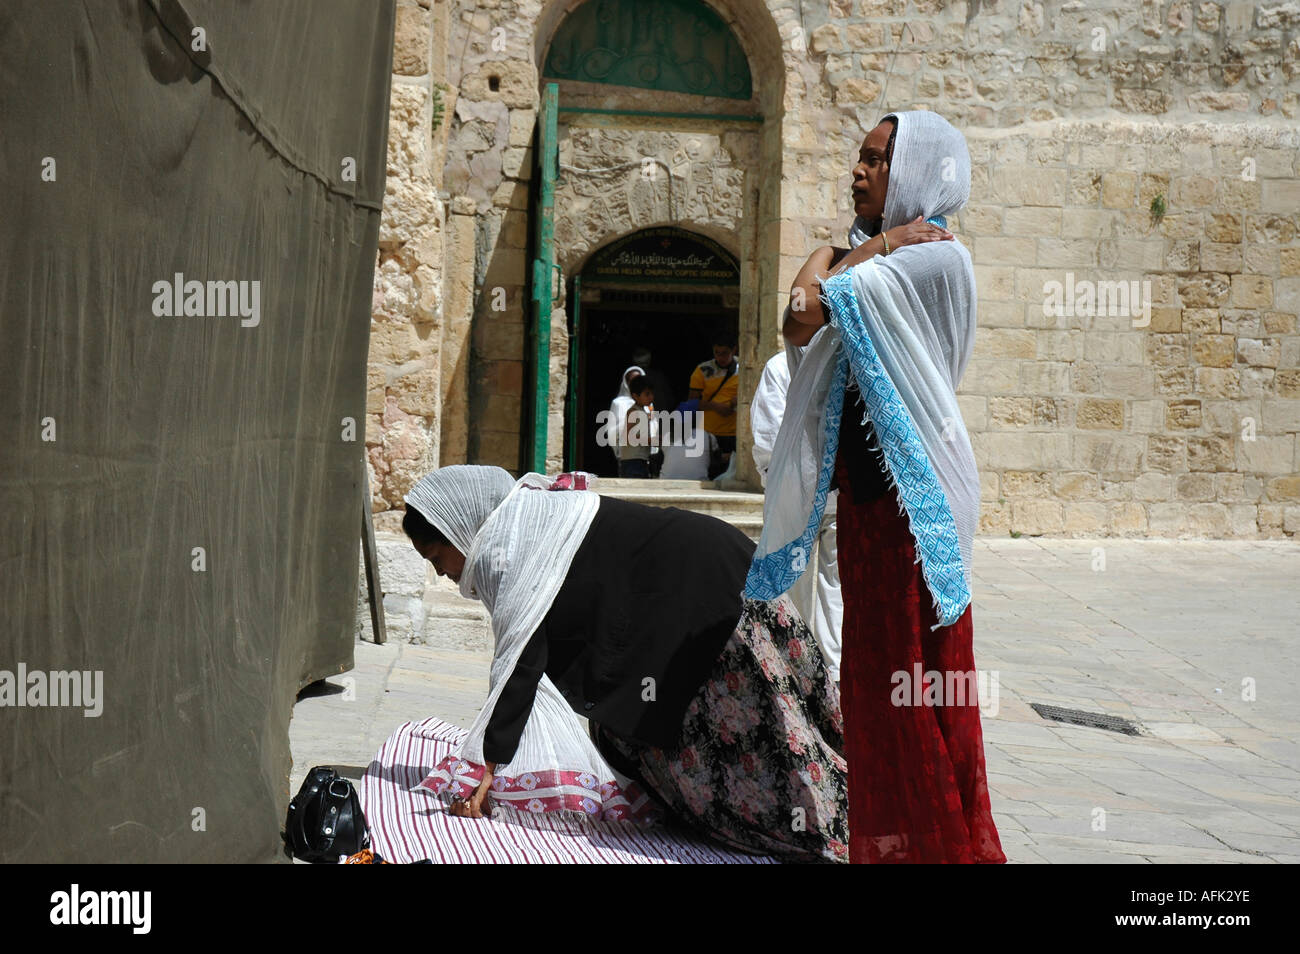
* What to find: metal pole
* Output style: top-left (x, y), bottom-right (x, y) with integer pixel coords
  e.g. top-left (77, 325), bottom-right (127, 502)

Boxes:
top-left (566, 274), bottom-right (581, 469)
top-left (530, 83), bottom-right (559, 473)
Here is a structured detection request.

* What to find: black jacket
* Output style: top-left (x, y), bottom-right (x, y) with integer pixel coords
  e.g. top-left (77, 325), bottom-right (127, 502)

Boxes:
top-left (483, 496), bottom-right (755, 764)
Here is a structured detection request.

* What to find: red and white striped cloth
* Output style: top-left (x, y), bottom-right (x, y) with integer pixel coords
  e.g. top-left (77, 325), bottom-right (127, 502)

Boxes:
top-left (359, 718), bottom-right (777, 864)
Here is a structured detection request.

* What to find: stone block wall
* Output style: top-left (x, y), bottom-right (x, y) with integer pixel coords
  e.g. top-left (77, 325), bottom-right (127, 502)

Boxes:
top-left (956, 120), bottom-right (1300, 538)
top-left (366, 0), bottom-right (451, 530)
top-left (800, 0), bottom-right (1298, 127)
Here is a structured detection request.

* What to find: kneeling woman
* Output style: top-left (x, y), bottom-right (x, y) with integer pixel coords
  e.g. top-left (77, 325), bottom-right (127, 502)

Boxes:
top-left (402, 465), bottom-right (847, 862)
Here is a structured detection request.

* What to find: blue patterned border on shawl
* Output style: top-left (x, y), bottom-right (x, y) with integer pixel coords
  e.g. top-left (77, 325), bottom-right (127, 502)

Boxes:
top-left (743, 345), bottom-right (848, 602)
top-left (817, 263), bottom-right (971, 629)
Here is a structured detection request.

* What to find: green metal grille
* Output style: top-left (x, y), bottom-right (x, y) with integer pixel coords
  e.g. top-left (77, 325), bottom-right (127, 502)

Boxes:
top-left (544, 0), bottom-right (753, 101)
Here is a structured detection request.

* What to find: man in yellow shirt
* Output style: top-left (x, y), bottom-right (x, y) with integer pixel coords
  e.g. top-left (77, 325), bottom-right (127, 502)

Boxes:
top-left (688, 335), bottom-right (740, 479)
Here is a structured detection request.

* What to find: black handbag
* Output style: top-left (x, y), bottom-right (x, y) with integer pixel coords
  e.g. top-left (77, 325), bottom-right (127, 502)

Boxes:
top-left (283, 766), bottom-right (370, 863)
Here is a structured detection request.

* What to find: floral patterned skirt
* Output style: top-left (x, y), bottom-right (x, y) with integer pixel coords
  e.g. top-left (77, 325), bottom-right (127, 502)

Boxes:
top-left (599, 596), bottom-right (849, 863)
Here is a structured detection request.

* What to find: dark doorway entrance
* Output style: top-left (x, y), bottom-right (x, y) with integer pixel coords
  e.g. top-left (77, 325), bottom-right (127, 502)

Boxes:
top-left (566, 227), bottom-right (742, 476)
top-left (571, 286), bottom-right (738, 476)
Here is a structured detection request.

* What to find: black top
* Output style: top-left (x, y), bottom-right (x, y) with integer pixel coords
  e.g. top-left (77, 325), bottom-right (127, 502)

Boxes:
top-left (824, 245), bottom-right (893, 504)
top-left (483, 496), bottom-right (756, 764)
top-left (834, 380), bottom-right (893, 504)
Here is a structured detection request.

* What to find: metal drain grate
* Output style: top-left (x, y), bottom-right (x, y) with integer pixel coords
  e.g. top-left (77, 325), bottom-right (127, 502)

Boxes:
top-left (1030, 703), bottom-right (1141, 736)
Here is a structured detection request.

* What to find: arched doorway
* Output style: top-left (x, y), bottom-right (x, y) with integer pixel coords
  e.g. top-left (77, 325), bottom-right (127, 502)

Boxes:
top-left (531, 0), bottom-right (774, 481)
top-left (567, 226), bottom-right (740, 475)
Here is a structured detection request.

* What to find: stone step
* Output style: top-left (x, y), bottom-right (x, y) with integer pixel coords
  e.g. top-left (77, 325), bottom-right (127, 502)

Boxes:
top-left (597, 478), bottom-right (715, 491)
top-left (603, 491), bottom-right (765, 515)
top-left (597, 478), bottom-right (766, 525)
top-left (598, 477), bottom-right (758, 494)
top-left (600, 495), bottom-right (765, 539)
top-left (422, 584), bottom-right (492, 653)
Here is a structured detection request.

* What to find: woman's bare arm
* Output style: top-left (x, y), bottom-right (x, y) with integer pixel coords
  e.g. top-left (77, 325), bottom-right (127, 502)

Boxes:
top-left (782, 218), bottom-right (952, 346)
top-left (783, 245), bottom-right (854, 346)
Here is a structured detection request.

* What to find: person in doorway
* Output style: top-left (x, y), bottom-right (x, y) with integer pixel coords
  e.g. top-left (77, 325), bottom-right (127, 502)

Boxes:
top-left (746, 110), bottom-right (1005, 864)
top-left (617, 375), bottom-right (657, 478)
top-left (631, 346), bottom-right (672, 475)
top-left (608, 364), bottom-right (649, 474)
top-left (402, 465), bottom-right (847, 862)
top-left (631, 347), bottom-right (675, 433)
top-left (688, 335), bottom-right (739, 480)
top-left (752, 347), bottom-right (842, 684)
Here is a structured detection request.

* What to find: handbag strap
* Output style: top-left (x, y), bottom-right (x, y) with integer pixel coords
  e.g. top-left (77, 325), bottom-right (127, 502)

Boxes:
top-left (704, 361), bottom-right (736, 404)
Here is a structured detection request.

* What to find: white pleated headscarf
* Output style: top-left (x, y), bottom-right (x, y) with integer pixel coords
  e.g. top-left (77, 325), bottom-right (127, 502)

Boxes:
top-left (746, 110), bottom-right (980, 631)
top-left (455, 474), bottom-right (611, 779)
top-left (404, 465), bottom-right (517, 559)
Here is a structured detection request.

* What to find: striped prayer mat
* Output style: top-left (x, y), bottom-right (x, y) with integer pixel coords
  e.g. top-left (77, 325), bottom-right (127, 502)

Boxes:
top-left (359, 717), bottom-right (777, 864)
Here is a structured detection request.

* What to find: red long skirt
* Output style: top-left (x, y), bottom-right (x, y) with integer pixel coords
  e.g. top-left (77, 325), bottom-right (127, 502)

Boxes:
top-left (836, 460), bottom-right (1006, 864)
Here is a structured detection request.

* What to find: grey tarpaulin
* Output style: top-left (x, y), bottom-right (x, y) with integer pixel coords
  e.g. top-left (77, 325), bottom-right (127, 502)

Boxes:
top-left (0, 0), bottom-right (395, 861)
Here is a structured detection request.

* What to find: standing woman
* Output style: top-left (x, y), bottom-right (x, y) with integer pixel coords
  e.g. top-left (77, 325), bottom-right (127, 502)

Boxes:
top-left (747, 111), bottom-right (1005, 863)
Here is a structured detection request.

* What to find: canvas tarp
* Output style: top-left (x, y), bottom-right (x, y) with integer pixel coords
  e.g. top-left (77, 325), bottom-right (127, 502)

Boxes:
top-left (0, 0), bottom-right (395, 862)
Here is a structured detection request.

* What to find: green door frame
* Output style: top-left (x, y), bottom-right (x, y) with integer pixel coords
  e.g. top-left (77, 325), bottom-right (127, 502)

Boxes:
top-left (528, 82), bottom-right (559, 473)
top-left (565, 273), bottom-right (581, 469)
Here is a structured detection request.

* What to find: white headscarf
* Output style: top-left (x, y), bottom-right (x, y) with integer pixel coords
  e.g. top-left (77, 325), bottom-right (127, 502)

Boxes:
top-left (404, 465), bottom-right (517, 560)
top-left (848, 110), bottom-right (973, 246)
top-left (608, 365), bottom-right (643, 460)
top-left (746, 110), bottom-right (980, 631)
top-left (456, 474), bottom-right (611, 777)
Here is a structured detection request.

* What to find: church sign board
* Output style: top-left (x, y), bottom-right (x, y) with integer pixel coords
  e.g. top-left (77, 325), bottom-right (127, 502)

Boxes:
top-left (584, 227), bottom-right (739, 285)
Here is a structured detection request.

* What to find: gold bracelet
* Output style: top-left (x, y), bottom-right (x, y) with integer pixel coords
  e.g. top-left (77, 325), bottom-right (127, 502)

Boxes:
top-left (881, 231), bottom-right (891, 256)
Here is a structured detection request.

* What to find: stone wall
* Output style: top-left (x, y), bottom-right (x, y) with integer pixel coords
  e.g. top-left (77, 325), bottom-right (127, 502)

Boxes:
top-left (367, 0), bottom-right (451, 532)
top-left (440, 0), bottom-right (540, 471)
top-left (355, 0), bottom-right (450, 642)
top-left (802, 0), bottom-right (1298, 128)
top-left (958, 119), bottom-right (1300, 538)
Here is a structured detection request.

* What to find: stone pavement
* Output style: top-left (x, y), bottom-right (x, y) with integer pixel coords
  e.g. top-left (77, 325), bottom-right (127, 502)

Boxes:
top-left (290, 538), bottom-right (1300, 864)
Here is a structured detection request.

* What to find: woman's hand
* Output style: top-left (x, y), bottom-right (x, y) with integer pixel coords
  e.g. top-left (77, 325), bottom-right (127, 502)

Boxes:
top-left (828, 216), bottom-right (953, 278)
top-left (783, 220), bottom-right (953, 345)
top-left (882, 214), bottom-right (954, 253)
top-left (448, 762), bottom-right (495, 819)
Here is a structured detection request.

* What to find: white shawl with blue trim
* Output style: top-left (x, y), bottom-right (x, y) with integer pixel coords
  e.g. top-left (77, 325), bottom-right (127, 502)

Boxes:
top-left (745, 110), bottom-right (980, 630)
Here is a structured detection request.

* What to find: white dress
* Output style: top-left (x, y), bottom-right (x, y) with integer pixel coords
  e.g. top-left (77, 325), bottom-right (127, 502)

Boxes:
top-left (751, 351), bottom-right (843, 681)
